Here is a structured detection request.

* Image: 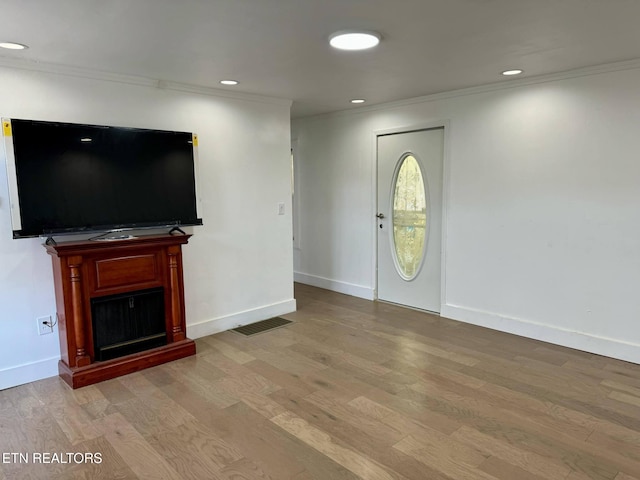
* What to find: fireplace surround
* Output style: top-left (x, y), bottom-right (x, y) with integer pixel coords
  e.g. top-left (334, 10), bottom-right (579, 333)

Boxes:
top-left (45, 234), bottom-right (196, 388)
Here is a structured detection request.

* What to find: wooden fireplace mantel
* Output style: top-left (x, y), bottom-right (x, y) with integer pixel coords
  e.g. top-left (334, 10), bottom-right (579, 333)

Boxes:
top-left (45, 234), bottom-right (196, 388)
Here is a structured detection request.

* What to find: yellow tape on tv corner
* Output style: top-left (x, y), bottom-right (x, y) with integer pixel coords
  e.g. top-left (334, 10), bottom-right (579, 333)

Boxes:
top-left (2, 120), bottom-right (11, 137)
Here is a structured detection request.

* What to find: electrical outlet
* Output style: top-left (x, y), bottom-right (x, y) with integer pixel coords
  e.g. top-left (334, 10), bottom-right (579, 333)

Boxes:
top-left (37, 316), bottom-right (54, 335)
top-left (278, 202), bottom-right (285, 215)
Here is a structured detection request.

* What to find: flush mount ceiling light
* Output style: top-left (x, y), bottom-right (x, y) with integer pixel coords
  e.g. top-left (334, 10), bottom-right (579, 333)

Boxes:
top-left (0, 42), bottom-right (28, 50)
top-left (350, 99), bottom-right (366, 104)
top-left (502, 69), bottom-right (523, 76)
top-left (329, 31), bottom-right (380, 50)
top-left (220, 80), bottom-right (239, 85)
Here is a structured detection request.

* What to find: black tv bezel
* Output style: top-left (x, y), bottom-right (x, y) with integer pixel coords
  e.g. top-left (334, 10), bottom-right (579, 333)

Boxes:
top-left (4, 118), bottom-right (203, 239)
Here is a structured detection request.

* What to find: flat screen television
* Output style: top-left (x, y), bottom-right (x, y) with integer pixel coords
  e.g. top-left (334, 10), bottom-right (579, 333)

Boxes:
top-left (2, 118), bottom-right (203, 239)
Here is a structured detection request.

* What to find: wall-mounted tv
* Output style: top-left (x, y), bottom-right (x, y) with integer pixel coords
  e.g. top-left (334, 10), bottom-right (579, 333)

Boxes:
top-left (2, 118), bottom-right (203, 239)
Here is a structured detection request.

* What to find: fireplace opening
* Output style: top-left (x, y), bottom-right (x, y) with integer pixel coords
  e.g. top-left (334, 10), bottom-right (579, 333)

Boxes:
top-left (91, 287), bottom-right (167, 362)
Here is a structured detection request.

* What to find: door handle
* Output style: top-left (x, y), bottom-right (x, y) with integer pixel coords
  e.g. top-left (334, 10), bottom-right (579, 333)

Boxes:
top-left (376, 213), bottom-right (385, 219)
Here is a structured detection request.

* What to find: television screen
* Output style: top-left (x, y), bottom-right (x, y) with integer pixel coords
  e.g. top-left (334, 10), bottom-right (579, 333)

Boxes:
top-left (3, 119), bottom-right (203, 238)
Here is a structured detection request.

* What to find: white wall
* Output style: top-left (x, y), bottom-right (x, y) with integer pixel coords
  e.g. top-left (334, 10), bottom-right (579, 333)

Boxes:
top-left (293, 65), bottom-right (640, 364)
top-left (0, 65), bottom-right (295, 389)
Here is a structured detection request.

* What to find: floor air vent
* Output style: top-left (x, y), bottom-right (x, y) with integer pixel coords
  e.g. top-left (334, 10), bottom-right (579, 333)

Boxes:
top-left (232, 317), bottom-right (293, 336)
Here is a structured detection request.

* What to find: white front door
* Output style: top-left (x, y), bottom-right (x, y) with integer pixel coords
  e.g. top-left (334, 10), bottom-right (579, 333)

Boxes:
top-left (377, 128), bottom-right (444, 312)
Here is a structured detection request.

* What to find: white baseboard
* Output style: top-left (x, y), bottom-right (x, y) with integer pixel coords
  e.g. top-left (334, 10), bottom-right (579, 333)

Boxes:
top-left (294, 272), bottom-right (375, 300)
top-left (0, 356), bottom-right (59, 391)
top-left (441, 304), bottom-right (640, 365)
top-left (1, 300), bottom-right (297, 390)
top-left (187, 299), bottom-right (297, 339)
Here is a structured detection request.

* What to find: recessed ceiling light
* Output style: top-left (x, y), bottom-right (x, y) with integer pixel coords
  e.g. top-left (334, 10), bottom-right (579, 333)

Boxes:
top-left (350, 99), bottom-right (366, 104)
top-left (0, 42), bottom-right (28, 50)
top-left (80, 138), bottom-right (92, 142)
top-left (502, 69), bottom-right (523, 76)
top-left (329, 31), bottom-right (380, 51)
top-left (220, 80), bottom-right (239, 85)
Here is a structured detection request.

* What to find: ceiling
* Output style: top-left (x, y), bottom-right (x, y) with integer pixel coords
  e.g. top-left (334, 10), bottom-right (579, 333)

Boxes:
top-left (2, 0), bottom-right (640, 118)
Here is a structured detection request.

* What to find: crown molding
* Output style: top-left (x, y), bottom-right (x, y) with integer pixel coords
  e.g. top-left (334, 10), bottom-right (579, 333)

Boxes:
top-left (156, 80), bottom-right (292, 107)
top-left (0, 56), bottom-right (156, 86)
top-left (297, 57), bottom-right (640, 121)
top-left (0, 56), bottom-right (292, 108)
top-left (3, 54), bottom-right (639, 119)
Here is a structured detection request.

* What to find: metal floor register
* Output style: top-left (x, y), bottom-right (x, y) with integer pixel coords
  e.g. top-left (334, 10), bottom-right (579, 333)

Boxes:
top-left (232, 317), bottom-right (293, 336)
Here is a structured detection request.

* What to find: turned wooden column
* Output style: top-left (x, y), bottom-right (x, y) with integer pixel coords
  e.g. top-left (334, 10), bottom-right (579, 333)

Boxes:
top-left (68, 256), bottom-right (91, 367)
top-left (167, 245), bottom-right (186, 342)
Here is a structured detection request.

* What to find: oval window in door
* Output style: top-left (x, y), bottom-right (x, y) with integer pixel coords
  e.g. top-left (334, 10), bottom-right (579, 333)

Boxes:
top-left (392, 154), bottom-right (428, 280)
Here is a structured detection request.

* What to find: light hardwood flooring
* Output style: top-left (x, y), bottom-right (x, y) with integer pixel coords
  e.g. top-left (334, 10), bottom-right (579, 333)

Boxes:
top-left (1, 283), bottom-right (640, 479)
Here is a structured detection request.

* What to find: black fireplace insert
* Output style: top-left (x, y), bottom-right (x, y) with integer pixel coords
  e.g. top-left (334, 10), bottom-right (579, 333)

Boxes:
top-left (91, 287), bottom-right (167, 361)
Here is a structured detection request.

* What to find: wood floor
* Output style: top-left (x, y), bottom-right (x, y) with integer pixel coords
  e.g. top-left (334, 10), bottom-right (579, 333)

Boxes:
top-left (1, 284), bottom-right (640, 480)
